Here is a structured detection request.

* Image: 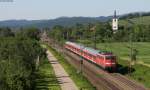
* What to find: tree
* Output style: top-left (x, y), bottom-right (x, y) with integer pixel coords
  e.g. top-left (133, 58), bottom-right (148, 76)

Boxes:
top-left (16, 27), bottom-right (40, 40)
top-left (0, 27), bottom-right (14, 37)
top-left (0, 28), bottom-right (45, 90)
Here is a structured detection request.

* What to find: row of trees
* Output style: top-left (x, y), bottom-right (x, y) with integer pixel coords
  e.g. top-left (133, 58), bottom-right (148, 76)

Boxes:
top-left (48, 23), bottom-right (112, 43)
top-left (48, 22), bottom-right (150, 44)
top-left (114, 24), bottom-right (150, 42)
top-left (0, 27), bottom-right (45, 90)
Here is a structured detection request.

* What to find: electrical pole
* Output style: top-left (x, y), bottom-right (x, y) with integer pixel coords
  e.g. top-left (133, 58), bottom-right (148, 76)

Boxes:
top-left (127, 19), bottom-right (137, 75)
top-left (80, 31), bottom-right (84, 74)
top-left (80, 49), bottom-right (83, 74)
top-left (94, 30), bottom-right (96, 49)
top-left (129, 33), bottom-right (133, 75)
top-left (90, 25), bottom-right (97, 49)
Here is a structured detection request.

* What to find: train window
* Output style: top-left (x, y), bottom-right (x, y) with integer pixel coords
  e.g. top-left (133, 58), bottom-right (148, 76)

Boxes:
top-left (99, 56), bottom-right (103, 59)
top-left (93, 56), bottom-right (96, 59)
top-left (87, 53), bottom-right (91, 58)
top-left (105, 56), bottom-right (115, 60)
top-left (85, 52), bottom-right (88, 56)
top-left (89, 54), bottom-right (93, 58)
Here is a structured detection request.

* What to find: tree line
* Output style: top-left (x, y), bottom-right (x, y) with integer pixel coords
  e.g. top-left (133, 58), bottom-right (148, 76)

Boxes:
top-left (0, 27), bottom-right (45, 90)
top-left (48, 22), bottom-right (150, 44)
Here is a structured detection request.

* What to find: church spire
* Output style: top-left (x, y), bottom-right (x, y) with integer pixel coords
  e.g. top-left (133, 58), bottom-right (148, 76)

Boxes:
top-left (114, 10), bottom-right (117, 18)
top-left (112, 10), bottom-right (118, 33)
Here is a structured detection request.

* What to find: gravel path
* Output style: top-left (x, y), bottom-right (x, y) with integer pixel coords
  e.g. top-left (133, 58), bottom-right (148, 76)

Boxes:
top-left (46, 50), bottom-right (78, 90)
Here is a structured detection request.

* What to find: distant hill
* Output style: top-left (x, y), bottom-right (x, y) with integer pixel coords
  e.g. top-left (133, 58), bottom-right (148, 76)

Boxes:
top-left (0, 11), bottom-right (150, 29)
top-left (0, 16), bottom-right (112, 29)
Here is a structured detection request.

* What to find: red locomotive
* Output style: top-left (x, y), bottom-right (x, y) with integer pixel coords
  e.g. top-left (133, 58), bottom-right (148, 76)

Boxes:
top-left (65, 41), bottom-right (117, 72)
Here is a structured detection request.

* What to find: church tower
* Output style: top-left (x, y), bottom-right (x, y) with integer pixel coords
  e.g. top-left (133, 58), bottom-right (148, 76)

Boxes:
top-left (112, 10), bottom-right (118, 32)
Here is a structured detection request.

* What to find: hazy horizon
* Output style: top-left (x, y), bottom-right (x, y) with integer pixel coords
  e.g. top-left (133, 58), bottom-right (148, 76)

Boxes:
top-left (0, 0), bottom-right (150, 20)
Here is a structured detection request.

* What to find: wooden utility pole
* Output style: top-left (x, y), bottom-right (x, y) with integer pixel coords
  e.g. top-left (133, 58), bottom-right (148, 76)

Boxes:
top-left (90, 26), bottom-right (97, 49)
top-left (80, 34), bottom-right (84, 74)
top-left (129, 33), bottom-right (133, 75)
top-left (94, 30), bottom-right (96, 49)
top-left (127, 19), bottom-right (138, 75)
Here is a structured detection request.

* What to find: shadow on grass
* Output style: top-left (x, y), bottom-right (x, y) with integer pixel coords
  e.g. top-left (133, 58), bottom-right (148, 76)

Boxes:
top-left (34, 72), bottom-right (60, 90)
top-left (116, 64), bottom-right (135, 75)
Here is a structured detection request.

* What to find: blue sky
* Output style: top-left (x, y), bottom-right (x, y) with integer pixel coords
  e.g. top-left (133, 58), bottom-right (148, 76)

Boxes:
top-left (0, 0), bottom-right (150, 20)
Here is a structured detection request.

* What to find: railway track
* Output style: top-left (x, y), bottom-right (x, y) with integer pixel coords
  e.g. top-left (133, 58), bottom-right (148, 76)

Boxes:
top-left (64, 49), bottom-right (121, 90)
top-left (64, 49), bottom-right (130, 90)
top-left (111, 73), bottom-right (146, 90)
top-left (42, 37), bottom-right (148, 90)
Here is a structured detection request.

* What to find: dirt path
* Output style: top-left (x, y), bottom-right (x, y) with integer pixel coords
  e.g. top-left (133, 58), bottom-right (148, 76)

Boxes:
top-left (46, 50), bottom-right (78, 90)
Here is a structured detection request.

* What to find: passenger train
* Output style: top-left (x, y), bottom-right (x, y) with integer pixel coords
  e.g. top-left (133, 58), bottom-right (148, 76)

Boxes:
top-left (64, 41), bottom-right (117, 72)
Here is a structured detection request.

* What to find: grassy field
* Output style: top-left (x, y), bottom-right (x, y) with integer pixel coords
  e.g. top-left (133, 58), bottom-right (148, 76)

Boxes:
top-left (46, 44), bottom-right (96, 90)
top-left (34, 58), bottom-right (61, 90)
top-left (96, 42), bottom-right (150, 64)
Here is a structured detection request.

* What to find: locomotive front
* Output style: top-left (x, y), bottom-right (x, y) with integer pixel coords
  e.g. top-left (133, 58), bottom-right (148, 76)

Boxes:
top-left (104, 54), bottom-right (117, 72)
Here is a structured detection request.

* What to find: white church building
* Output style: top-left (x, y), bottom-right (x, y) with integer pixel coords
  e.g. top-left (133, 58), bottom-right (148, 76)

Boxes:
top-left (112, 10), bottom-right (118, 33)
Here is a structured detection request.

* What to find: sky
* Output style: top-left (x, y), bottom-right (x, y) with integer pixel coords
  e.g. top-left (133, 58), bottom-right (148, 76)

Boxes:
top-left (0, 0), bottom-right (150, 20)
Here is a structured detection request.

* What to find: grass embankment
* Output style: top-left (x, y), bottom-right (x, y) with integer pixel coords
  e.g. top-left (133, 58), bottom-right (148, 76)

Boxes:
top-left (46, 45), bottom-right (96, 90)
top-left (34, 58), bottom-right (61, 90)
